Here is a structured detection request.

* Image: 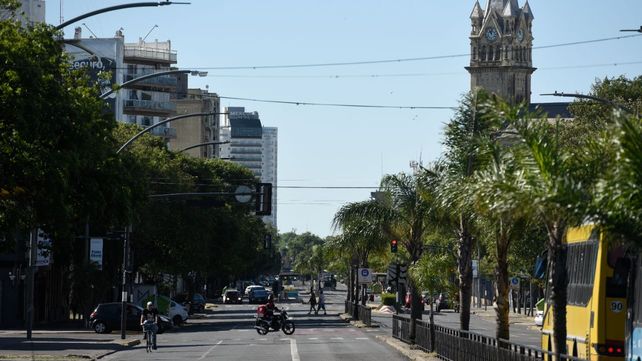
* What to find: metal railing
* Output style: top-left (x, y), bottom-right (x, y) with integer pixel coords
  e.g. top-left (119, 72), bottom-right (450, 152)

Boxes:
top-left (415, 319), bottom-right (432, 352)
top-left (391, 317), bottom-right (586, 361)
top-left (392, 315), bottom-right (411, 343)
top-left (357, 305), bottom-right (372, 327)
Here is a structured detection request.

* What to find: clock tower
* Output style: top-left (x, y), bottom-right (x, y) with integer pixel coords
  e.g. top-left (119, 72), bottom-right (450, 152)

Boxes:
top-left (466, 0), bottom-right (535, 104)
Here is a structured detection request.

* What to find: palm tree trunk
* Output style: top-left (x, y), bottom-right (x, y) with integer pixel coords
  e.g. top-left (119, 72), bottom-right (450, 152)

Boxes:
top-left (546, 220), bottom-right (567, 357)
top-left (495, 233), bottom-right (510, 342)
top-left (458, 219), bottom-right (474, 331)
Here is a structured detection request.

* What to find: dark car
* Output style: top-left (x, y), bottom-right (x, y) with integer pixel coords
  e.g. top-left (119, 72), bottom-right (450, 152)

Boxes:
top-left (436, 293), bottom-right (449, 312)
top-left (190, 293), bottom-right (206, 313)
top-left (223, 289), bottom-right (242, 304)
top-left (248, 289), bottom-right (269, 304)
top-left (89, 302), bottom-right (172, 334)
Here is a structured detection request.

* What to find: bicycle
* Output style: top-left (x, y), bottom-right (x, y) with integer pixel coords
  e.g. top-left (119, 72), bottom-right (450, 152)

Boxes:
top-left (142, 320), bottom-right (155, 352)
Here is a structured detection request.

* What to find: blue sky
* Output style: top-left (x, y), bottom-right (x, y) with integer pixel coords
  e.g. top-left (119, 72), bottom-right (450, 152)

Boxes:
top-left (47, 1), bottom-right (642, 237)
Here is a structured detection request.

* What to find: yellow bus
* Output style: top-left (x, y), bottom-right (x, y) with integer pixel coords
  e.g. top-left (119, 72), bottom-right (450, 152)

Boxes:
top-left (541, 224), bottom-right (630, 360)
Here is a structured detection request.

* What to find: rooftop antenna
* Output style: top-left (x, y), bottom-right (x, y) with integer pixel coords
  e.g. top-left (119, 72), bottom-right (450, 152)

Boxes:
top-left (142, 24), bottom-right (159, 42)
top-left (82, 23), bottom-right (97, 38)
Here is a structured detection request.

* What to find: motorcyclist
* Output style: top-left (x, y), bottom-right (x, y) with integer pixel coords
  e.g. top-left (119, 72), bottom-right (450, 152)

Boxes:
top-left (264, 294), bottom-right (280, 329)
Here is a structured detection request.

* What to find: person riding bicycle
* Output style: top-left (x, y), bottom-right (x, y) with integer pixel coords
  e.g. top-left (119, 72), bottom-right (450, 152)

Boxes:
top-left (140, 301), bottom-right (159, 350)
top-left (264, 294), bottom-right (280, 329)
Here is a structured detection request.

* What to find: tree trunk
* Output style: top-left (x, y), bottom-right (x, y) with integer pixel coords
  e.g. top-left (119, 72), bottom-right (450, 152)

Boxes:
top-left (458, 219), bottom-right (474, 331)
top-left (495, 232), bottom-right (510, 342)
top-left (547, 221), bottom-right (568, 357)
top-left (409, 277), bottom-right (423, 342)
top-left (429, 300), bottom-right (435, 351)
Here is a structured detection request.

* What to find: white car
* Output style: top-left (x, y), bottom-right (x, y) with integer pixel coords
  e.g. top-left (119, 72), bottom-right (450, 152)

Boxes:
top-left (168, 299), bottom-right (189, 325)
top-left (534, 310), bottom-right (544, 326)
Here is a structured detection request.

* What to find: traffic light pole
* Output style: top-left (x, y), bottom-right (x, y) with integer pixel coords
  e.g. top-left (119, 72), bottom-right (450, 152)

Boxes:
top-left (395, 262), bottom-right (400, 315)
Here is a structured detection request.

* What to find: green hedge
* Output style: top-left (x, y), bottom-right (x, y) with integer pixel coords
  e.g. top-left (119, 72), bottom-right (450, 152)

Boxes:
top-left (381, 292), bottom-right (396, 306)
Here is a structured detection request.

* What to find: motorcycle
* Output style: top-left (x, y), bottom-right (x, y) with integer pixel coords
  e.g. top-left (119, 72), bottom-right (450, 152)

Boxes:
top-left (254, 310), bottom-right (295, 335)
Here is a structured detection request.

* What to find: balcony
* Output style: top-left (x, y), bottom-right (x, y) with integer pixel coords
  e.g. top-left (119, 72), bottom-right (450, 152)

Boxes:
top-left (123, 99), bottom-right (176, 116)
top-left (124, 71), bottom-right (177, 90)
top-left (124, 45), bottom-right (177, 64)
top-left (149, 126), bottom-right (177, 139)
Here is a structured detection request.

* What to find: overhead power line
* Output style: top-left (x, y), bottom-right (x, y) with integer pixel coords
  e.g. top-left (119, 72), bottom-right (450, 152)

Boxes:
top-left (217, 95), bottom-right (455, 110)
top-left (181, 34), bottom-right (641, 71)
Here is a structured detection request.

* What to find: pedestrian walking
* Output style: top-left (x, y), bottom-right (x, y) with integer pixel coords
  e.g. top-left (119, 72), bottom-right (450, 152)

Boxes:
top-left (317, 290), bottom-right (326, 315)
top-left (307, 291), bottom-right (317, 314)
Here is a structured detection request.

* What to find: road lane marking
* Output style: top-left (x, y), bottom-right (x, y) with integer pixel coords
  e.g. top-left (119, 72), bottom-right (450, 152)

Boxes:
top-left (356, 337), bottom-right (369, 340)
top-left (331, 337), bottom-right (344, 340)
top-left (290, 338), bottom-right (300, 361)
top-left (308, 337), bottom-right (319, 340)
top-left (198, 340), bottom-right (222, 360)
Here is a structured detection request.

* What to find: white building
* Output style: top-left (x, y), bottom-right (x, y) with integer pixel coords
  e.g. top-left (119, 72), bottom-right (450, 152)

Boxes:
top-left (219, 107), bottom-right (278, 228)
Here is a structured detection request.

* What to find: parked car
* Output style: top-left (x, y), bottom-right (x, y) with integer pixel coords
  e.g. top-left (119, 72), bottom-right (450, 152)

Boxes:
top-left (248, 288), bottom-right (269, 304)
top-left (223, 289), bottom-right (242, 304)
top-left (139, 295), bottom-right (189, 326)
top-left (89, 302), bottom-right (172, 334)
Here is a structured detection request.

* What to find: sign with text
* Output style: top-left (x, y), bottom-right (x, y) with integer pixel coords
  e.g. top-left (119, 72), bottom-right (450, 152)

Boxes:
top-left (36, 229), bottom-right (52, 267)
top-left (90, 238), bottom-right (103, 270)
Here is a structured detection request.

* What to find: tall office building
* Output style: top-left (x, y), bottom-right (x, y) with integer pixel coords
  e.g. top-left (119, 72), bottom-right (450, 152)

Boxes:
top-left (1, 0), bottom-right (45, 26)
top-left (261, 127), bottom-right (278, 227)
top-left (219, 107), bottom-right (278, 228)
top-left (122, 35), bottom-right (178, 140)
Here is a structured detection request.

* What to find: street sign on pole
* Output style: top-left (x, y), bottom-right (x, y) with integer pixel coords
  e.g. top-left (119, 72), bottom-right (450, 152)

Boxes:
top-left (510, 277), bottom-right (520, 290)
top-left (358, 268), bottom-right (373, 283)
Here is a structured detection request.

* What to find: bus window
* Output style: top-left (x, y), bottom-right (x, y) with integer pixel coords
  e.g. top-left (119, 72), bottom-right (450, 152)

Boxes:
top-left (606, 255), bottom-right (630, 299)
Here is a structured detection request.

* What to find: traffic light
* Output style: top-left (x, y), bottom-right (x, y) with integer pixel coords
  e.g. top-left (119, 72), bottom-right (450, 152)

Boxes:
top-left (391, 239), bottom-right (398, 253)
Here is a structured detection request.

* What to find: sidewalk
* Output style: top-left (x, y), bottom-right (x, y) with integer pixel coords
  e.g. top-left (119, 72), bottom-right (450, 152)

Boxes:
top-left (0, 329), bottom-right (141, 360)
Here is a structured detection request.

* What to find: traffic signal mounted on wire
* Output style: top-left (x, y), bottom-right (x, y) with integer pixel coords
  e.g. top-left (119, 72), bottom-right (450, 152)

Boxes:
top-left (391, 239), bottom-right (398, 253)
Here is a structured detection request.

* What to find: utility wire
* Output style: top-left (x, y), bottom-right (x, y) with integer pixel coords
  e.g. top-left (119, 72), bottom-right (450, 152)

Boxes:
top-left (181, 34), bottom-right (641, 71)
top-left (217, 95), bottom-right (455, 110)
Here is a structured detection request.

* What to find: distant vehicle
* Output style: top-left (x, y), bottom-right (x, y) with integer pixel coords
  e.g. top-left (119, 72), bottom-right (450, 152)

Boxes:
top-left (245, 285), bottom-right (265, 296)
top-left (436, 293), bottom-right (449, 312)
top-left (248, 288), bottom-right (269, 304)
top-left (89, 302), bottom-right (172, 334)
top-left (223, 289), bottom-right (242, 304)
top-left (534, 310), bottom-right (544, 327)
top-left (191, 293), bottom-right (206, 313)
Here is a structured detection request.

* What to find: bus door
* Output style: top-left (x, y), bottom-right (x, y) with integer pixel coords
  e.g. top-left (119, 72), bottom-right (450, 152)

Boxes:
top-left (599, 246), bottom-right (629, 358)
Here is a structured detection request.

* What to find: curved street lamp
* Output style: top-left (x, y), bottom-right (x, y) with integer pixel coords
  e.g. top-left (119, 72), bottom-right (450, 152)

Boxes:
top-left (55, 2), bottom-right (190, 30)
top-left (100, 69), bottom-right (207, 99)
top-left (541, 91), bottom-right (635, 115)
top-left (178, 140), bottom-right (230, 153)
top-left (117, 112), bottom-right (227, 154)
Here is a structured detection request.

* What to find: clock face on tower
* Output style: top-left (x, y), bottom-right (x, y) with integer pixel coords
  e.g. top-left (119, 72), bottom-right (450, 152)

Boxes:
top-left (485, 27), bottom-right (498, 42)
top-left (517, 29), bottom-right (524, 42)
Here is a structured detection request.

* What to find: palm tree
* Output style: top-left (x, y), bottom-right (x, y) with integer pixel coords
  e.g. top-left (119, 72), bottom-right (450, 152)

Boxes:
top-left (466, 99), bottom-right (533, 341)
top-left (505, 112), bottom-right (588, 356)
top-left (439, 89), bottom-right (497, 331)
top-left (334, 172), bottom-right (436, 340)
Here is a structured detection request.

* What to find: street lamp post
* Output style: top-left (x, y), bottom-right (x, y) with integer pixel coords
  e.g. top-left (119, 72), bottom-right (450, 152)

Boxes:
top-left (100, 70), bottom-right (207, 100)
top-left (178, 140), bottom-right (230, 154)
top-left (541, 91), bottom-right (635, 115)
top-left (55, 2), bottom-right (190, 31)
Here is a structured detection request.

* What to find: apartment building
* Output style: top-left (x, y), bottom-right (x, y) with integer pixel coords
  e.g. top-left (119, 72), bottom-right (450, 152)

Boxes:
top-left (169, 88), bottom-right (221, 158)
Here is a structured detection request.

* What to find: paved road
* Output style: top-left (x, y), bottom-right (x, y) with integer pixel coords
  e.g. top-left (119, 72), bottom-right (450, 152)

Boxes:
top-left (102, 289), bottom-right (407, 361)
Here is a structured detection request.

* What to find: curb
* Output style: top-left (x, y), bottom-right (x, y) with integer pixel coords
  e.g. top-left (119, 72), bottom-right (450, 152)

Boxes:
top-left (375, 335), bottom-right (440, 361)
top-left (339, 313), bottom-right (381, 328)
